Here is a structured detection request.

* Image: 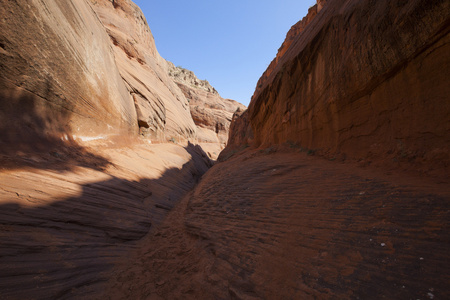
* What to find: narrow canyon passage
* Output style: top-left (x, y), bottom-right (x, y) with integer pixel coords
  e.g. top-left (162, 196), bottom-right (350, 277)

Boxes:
top-left (1, 0), bottom-right (448, 299)
top-left (103, 148), bottom-right (449, 300)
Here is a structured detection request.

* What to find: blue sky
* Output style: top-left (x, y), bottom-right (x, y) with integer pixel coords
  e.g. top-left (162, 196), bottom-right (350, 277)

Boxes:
top-left (133, 0), bottom-right (316, 106)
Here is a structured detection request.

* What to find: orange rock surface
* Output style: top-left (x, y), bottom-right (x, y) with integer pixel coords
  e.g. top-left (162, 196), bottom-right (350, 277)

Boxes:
top-left (0, 139), bottom-right (212, 299)
top-left (0, 0), bottom-right (137, 143)
top-left (228, 0), bottom-right (450, 177)
top-left (168, 62), bottom-right (246, 159)
top-left (0, 0), bottom-right (198, 147)
top-left (103, 147), bottom-right (450, 299)
top-left (89, 0), bottom-right (197, 141)
top-left (1, 0), bottom-right (449, 299)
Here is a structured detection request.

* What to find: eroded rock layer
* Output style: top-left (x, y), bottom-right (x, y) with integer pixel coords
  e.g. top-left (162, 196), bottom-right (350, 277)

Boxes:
top-left (227, 0), bottom-right (450, 175)
top-left (103, 148), bottom-right (450, 299)
top-left (89, 0), bottom-right (197, 141)
top-left (168, 62), bottom-right (246, 159)
top-left (0, 0), bottom-right (137, 143)
top-left (0, 0), bottom-right (198, 148)
top-left (0, 141), bottom-right (211, 299)
top-left (1, 0), bottom-right (449, 299)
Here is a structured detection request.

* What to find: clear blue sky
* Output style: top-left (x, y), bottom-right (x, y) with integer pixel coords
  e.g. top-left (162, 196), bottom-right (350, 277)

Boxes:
top-left (132, 0), bottom-right (316, 106)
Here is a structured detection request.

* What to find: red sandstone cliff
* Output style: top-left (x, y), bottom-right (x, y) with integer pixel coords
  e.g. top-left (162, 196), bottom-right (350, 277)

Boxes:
top-left (0, 0), bottom-right (197, 150)
top-left (167, 62), bottom-right (246, 159)
top-left (254, 1), bottom-right (327, 98)
top-left (0, 0), bottom-right (246, 155)
top-left (89, 0), bottom-right (197, 141)
top-left (0, 0), bottom-right (137, 145)
top-left (223, 0), bottom-right (450, 176)
top-left (1, 1), bottom-right (449, 299)
top-left (0, 1), bottom-right (212, 298)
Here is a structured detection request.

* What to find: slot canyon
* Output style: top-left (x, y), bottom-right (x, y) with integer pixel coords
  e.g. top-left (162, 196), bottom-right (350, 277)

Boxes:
top-left (0, 0), bottom-right (449, 299)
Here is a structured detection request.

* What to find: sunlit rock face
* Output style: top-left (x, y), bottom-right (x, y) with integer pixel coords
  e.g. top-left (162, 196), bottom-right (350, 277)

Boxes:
top-left (0, 1), bottom-right (214, 297)
top-left (0, 0), bottom-right (137, 144)
top-left (168, 62), bottom-right (246, 159)
top-left (225, 0), bottom-right (450, 175)
top-left (89, 0), bottom-right (197, 141)
top-left (0, 0), bottom-right (199, 146)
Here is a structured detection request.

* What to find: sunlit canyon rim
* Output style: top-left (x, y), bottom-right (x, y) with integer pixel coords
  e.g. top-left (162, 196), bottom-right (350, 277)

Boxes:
top-left (0, 0), bottom-right (449, 299)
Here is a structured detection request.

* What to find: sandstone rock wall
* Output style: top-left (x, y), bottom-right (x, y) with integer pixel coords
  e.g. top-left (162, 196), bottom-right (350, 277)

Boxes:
top-left (254, 1), bottom-right (326, 98)
top-left (0, 0), bottom-right (198, 148)
top-left (90, 0), bottom-right (197, 141)
top-left (0, 0), bottom-right (137, 145)
top-left (168, 63), bottom-right (246, 158)
top-left (168, 61), bottom-right (218, 95)
top-left (226, 0), bottom-right (450, 174)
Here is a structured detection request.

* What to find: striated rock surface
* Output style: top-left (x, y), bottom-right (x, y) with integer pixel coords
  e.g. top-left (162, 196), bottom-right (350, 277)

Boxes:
top-left (168, 62), bottom-right (246, 159)
top-left (0, 0), bottom-right (198, 149)
top-left (254, 1), bottom-right (326, 99)
top-left (103, 148), bottom-right (450, 299)
top-left (89, 0), bottom-right (197, 141)
top-left (227, 0), bottom-right (450, 176)
top-left (0, 0), bottom-right (137, 145)
top-left (0, 0), bottom-right (242, 150)
top-left (0, 141), bottom-right (212, 299)
top-left (1, 0), bottom-right (449, 299)
top-left (0, 1), bottom-right (208, 298)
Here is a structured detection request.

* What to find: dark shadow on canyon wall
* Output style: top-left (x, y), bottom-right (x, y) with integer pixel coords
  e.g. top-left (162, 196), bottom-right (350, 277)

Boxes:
top-left (0, 77), bottom-right (111, 171)
top-left (0, 142), bottom-right (211, 299)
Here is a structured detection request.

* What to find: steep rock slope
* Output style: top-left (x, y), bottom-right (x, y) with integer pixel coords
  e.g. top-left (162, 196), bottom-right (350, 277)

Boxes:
top-left (0, 0), bottom-right (211, 298)
top-left (89, 0), bottom-right (197, 141)
top-left (168, 62), bottom-right (246, 158)
top-left (253, 0), bottom-right (327, 99)
top-left (0, 0), bottom-right (137, 144)
top-left (225, 0), bottom-right (450, 176)
top-left (0, 0), bottom-right (197, 149)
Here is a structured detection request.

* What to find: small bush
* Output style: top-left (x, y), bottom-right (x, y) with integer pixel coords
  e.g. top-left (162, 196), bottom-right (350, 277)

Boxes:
top-left (286, 140), bottom-right (300, 149)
